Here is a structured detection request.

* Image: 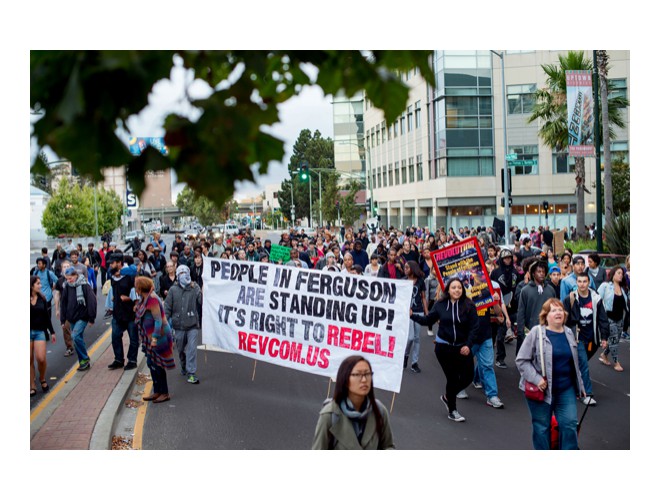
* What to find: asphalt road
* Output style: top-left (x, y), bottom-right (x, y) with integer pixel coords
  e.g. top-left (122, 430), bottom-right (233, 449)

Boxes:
top-left (140, 329), bottom-right (630, 450)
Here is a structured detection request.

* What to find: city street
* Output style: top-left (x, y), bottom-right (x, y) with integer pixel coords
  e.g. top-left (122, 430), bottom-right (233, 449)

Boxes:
top-left (137, 328), bottom-right (630, 450)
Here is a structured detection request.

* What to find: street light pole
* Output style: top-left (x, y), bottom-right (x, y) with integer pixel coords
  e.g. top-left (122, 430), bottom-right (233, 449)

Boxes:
top-left (491, 51), bottom-right (510, 244)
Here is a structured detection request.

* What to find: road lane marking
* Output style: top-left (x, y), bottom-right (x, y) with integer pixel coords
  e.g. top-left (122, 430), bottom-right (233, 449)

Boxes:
top-left (30, 327), bottom-right (112, 423)
top-left (132, 380), bottom-right (152, 450)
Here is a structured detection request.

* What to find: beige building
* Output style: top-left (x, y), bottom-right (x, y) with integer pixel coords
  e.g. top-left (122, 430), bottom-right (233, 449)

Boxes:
top-left (362, 50), bottom-right (630, 233)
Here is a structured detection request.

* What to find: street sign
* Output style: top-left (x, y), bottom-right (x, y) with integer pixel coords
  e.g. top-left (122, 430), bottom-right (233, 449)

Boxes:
top-left (506, 153), bottom-right (518, 161)
top-left (507, 159), bottom-right (537, 167)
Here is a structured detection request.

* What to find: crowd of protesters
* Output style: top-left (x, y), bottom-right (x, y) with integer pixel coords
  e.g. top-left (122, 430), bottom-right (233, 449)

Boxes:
top-left (30, 220), bottom-right (629, 448)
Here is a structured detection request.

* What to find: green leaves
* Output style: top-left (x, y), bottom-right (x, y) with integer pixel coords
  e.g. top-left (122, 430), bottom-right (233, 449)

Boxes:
top-left (31, 50), bottom-right (434, 210)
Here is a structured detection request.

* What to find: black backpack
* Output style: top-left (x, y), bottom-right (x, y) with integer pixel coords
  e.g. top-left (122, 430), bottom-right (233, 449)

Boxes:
top-left (31, 267), bottom-right (53, 289)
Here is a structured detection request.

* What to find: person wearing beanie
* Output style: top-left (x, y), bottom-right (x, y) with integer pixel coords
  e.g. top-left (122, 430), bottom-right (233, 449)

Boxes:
top-left (164, 265), bottom-right (202, 385)
top-left (547, 264), bottom-right (562, 297)
top-left (59, 266), bottom-right (96, 371)
top-left (516, 258), bottom-right (556, 355)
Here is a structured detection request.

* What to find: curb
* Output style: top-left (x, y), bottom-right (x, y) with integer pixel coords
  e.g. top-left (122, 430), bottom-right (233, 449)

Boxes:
top-left (89, 350), bottom-right (147, 450)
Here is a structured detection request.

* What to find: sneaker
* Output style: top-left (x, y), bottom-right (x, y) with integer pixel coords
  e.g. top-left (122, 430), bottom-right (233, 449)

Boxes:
top-left (456, 390), bottom-right (468, 399)
top-left (78, 360), bottom-right (91, 371)
top-left (582, 396), bottom-right (597, 406)
top-left (427, 329), bottom-right (435, 337)
top-left (63, 348), bottom-right (74, 357)
top-left (187, 374), bottom-right (200, 384)
top-left (504, 334), bottom-right (515, 344)
top-left (107, 360), bottom-right (124, 370)
top-left (620, 332), bottom-right (630, 342)
top-left (487, 396), bottom-right (504, 409)
top-left (124, 361), bottom-right (138, 370)
top-left (441, 394), bottom-right (450, 413)
top-left (472, 381), bottom-right (483, 389)
top-left (448, 410), bottom-right (466, 422)
top-left (495, 360), bottom-right (508, 369)
top-left (410, 363), bottom-right (421, 373)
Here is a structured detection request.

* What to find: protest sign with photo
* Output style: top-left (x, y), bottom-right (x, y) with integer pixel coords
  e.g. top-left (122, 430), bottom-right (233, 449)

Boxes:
top-left (430, 237), bottom-right (495, 310)
top-left (201, 257), bottom-right (413, 393)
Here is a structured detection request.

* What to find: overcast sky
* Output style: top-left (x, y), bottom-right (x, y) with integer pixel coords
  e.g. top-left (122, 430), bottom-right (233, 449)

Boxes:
top-left (123, 61), bottom-right (334, 203)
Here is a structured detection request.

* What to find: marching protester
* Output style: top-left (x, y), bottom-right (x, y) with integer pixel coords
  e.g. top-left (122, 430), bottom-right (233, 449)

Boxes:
top-left (404, 260), bottom-right (427, 373)
top-left (30, 276), bottom-right (56, 396)
top-left (516, 298), bottom-right (585, 450)
top-left (516, 258), bottom-right (556, 355)
top-left (312, 355), bottom-right (395, 450)
top-left (377, 247), bottom-right (405, 279)
top-left (164, 265), bottom-right (203, 385)
top-left (159, 260), bottom-right (177, 299)
top-left (107, 253), bottom-right (139, 371)
top-left (59, 266), bottom-right (96, 371)
top-left (135, 276), bottom-right (175, 404)
top-left (560, 254), bottom-right (595, 301)
top-left (53, 260), bottom-right (75, 357)
top-left (31, 257), bottom-right (57, 316)
top-left (587, 253), bottom-right (608, 291)
top-left (597, 266), bottom-right (629, 372)
top-left (562, 272), bottom-right (610, 406)
top-left (411, 278), bottom-right (479, 422)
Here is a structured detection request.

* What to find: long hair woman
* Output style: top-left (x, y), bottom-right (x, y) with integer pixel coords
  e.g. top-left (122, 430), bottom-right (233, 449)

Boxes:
top-left (410, 277), bottom-right (479, 422)
top-left (404, 260), bottom-right (427, 373)
top-left (134, 276), bottom-right (175, 404)
top-left (597, 266), bottom-right (629, 372)
top-left (516, 298), bottom-right (585, 449)
top-left (312, 355), bottom-right (395, 450)
top-left (30, 276), bottom-right (56, 396)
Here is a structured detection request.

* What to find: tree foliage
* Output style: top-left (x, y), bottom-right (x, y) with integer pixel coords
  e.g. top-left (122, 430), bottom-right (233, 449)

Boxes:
top-left (339, 180), bottom-right (363, 229)
top-left (610, 154), bottom-right (630, 214)
top-left (41, 177), bottom-right (123, 237)
top-left (175, 185), bottom-right (229, 226)
top-left (31, 51), bottom-right (434, 210)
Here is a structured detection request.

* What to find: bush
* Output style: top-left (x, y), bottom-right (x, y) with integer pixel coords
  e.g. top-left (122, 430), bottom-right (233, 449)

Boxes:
top-left (605, 213), bottom-right (630, 256)
top-left (564, 239), bottom-right (605, 254)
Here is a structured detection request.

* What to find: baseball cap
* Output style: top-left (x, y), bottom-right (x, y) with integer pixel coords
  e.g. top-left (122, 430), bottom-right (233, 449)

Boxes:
top-left (548, 264), bottom-right (561, 275)
top-left (499, 249), bottom-right (513, 259)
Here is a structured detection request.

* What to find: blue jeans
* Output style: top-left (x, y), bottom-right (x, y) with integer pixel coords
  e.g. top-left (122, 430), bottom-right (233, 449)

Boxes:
top-left (405, 320), bottom-right (421, 365)
top-left (526, 386), bottom-right (579, 450)
top-left (111, 318), bottom-right (139, 364)
top-left (576, 342), bottom-right (593, 395)
top-left (472, 339), bottom-right (498, 398)
top-left (71, 320), bottom-right (90, 363)
top-left (174, 328), bottom-right (199, 375)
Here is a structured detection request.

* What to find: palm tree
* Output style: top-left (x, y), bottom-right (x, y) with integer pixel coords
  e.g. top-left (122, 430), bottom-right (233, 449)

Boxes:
top-left (528, 51), bottom-right (628, 238)
top-left (597, 50), bottom-right (614, 227)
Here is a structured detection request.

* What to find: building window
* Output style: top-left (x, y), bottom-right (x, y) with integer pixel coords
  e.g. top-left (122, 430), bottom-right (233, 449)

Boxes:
top-left (400, 160), bottom-right (406, 184)
top-left (400, 115), bottom-right (406, 135)
top-left (408, 159), bottom-right (415, 183)
top-left (387, 124), bottom-right (392, 140)
top-left (388, 164), bottom-right (393, 186)
top-left (609, 78), bottom-right (627, 100)
top-left (372, 171), bottom-right (377, 190)
top-left (416, 155), bottom-right (423, 182)
top-left (407, 106), bottom-right (413, 132)
top-left (395, 162), bottom-right (400, 185)
top-left (381, 122), bottom-right (386, 142)
top-left (508, 145), bottom-right (538, 175)
top-left (394, 121), bottom-right (398, 137)
top-left (448, 157), bottom-right (493, 177)
top-left (376, 130), bottom-right (380, 146)
top-left (377, 168), bottom-right (382, 188)
top-left (415, 101), bottom-right (422, 129)
top-left (507, 84), bottom-right (537, 114)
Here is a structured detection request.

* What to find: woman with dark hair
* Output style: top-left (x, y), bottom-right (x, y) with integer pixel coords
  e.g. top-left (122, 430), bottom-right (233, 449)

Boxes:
top-left (136, 249), bottom-right (155, 280)
top-left (99, 240), bottom-right (110, 285)
top-left (312, 355), bottom-right (395, 450)
top-left (597, 266), bottom-right (629, 372)
top-left (411, 277), bottom-right (479, 422)
top-left (427, 234), bottom-right (438, 251)
top-left (404, 260), bottom-right (427, 373)
top-left (516, 298), bottom-right (585, 449)
top-left (134, 276), bottom-right (175, 404)
top-left (30, 276), bottom-right (56, 396)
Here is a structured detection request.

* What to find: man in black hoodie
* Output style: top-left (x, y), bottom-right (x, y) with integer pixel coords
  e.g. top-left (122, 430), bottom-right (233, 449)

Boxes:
top-left (489, 248), bottom-right (523, 366)
top-left (515, 258), bottom-right (555, 354)
top-left (107, 254), bottom-right (139, 371)
top-left (59, 267), bottom-right (96, 371)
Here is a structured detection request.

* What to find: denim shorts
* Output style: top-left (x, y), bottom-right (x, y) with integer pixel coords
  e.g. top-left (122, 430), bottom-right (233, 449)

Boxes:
top-left (30, 330), bottom-right (47, 342)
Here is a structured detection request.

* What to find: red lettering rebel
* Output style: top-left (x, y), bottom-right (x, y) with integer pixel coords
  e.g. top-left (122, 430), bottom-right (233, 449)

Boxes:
top-left (327, 325), bottom-right (339, 347)
top-left (238, 331), bottom-right (247, 351)
top-left (388, 336), bottom-right (396, 358)
top-left (339, 327), bottom-right (351, 349)
top-left (374, 333), bottom-right (388, 357)
top-left (362, 331), bottom-right (375, 354)
top-left (351, 329), bottom-right (363, 351)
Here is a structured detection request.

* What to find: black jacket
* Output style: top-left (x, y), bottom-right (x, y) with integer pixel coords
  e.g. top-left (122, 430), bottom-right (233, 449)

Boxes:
top-left (60, 282), bottom-right (97, 325)
top-left (562, 290), bottom-right (610, 344)
top-left (110, 275), bottom-right (136, 323)
top-left (516, 281), bottom-right (556, 332)
top-left (31, 295), bottom-right (55, 337)
top-left (411, 298), bottom-right (480, 348)
top-left (377, 262), bottom-right (405, 279)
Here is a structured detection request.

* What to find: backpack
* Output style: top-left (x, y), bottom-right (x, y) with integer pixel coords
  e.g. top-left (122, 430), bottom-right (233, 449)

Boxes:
top-left (32, 267), bottom-right (53, 289)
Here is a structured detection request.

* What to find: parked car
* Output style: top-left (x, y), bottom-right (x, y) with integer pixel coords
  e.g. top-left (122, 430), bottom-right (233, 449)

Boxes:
top-left (576, 250), bottom-right (627, 269)
top-left (498, 243), bottom-right (543, 256)
top-left (223, 223), bottom-right (239, 235)
top-left (124, 230), bottom-right (145, 244)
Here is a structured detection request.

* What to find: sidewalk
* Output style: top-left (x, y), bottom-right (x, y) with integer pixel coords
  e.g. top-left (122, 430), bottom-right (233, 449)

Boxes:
top-left (30, 333), bottom-right (144, 450)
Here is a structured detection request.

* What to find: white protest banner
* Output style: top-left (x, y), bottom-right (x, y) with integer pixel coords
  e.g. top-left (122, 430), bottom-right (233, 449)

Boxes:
top-left (202, 257), bottom-right (413, 393)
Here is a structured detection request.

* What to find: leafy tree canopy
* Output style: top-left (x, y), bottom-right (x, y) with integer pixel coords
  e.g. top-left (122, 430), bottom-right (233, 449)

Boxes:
top-left (31, 51), bottom-right (434, 209)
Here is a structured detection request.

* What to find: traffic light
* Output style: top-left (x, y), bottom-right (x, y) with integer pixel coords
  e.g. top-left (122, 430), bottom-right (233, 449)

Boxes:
top-left (298, 163), bottom-right (309, 182)
top-left (543, 200), bottom-right (549, 212)
top-left (500, 196), bottom-right (513, 208)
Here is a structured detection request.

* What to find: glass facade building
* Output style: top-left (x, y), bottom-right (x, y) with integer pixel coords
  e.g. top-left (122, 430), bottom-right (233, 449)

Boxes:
top-left (332, 92), bottom-right (366, 183)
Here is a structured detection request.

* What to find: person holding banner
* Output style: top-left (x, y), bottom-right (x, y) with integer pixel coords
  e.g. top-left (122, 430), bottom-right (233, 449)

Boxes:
top-left (404, 261), bottom-right (427, 373)
top-left (411, 278), bottom-right (479, 422)
top-left (312, 355), bottom-right (395, 450)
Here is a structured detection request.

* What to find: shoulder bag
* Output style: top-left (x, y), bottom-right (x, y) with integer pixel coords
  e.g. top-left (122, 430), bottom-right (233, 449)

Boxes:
top-left (524, 328), bottom-right (546, 402)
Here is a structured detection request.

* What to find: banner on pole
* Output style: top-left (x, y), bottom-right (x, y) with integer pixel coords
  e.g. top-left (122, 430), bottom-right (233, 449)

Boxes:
top-left (430, 237), bottom-right (495, 311)
top-left (201, 258), bottom-right (413, 393)
top-left (566, 70), bottom-right (595, 157)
